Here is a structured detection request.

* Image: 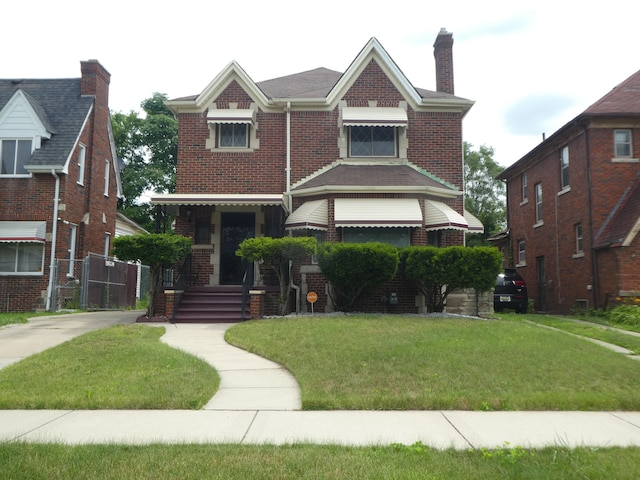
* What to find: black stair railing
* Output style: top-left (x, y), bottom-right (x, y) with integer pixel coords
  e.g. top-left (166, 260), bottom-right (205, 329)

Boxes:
top-left (241, 262), bottom-right (253, 321)
top-left (171, 253), bottom-right (193, 323)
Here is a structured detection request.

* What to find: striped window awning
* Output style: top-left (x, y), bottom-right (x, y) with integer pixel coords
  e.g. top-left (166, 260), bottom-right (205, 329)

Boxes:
top-left (206, 109), bottom-right (255, 124)
top-left (424, 200), bottom-right (468, 231)
top-left (0, 221), bottom-right (46, 242)
top-left (464, 209), bottom-right (484, 233)
top-left (285, 199), bottom-right (328, 231)
top-left (334, 198), bottom-right (423, 228)
top-left (341, 107), bottom-right (408, 127)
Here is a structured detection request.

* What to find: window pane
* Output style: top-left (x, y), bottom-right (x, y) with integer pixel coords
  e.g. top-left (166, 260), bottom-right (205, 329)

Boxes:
top-left (232, 124), bottom-right (247, 147)
top-left (0, 243), bottom-right (17, 272)
top-left (615, 130), bottom-right (631, 157)
top-left (1, 140), bottom-right (16, 174)
top-left (219, 124), bottom-right (247, 147)
top-left (18, 243), bottom-right (43, 272)
top-left (350, 126), bottom-right (371, 156)
top-left (372, 127), bottom-right (395, 156)
top-left (350, 126), bottom-right (395, 157)
top-left (343, 227), bottom-right (409, 247)
top-left (16, 140), bottom-right (32, 174)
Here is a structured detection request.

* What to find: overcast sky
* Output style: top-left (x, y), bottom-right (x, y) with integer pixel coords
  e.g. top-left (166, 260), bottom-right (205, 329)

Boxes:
top-left (4, 0), bottom-right (639, 167)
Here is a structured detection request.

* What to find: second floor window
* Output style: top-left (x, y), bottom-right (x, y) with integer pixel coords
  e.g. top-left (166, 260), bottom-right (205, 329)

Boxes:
top-left (614, 129), bottom-right (632, 157)
top-left (219, 123), bottom-right (248, 148)
top-left (77, 145), bottom-right (86, 185)
top-left (518, 240), bottom-right (526, 265)
top-left (575, 223), bottom-right (583, 254)
top-left (535, 183), bottom-right (543, 223)
top-left (349, 126), bottom-right (396, 157)
top-left (1, 139), bottom-right (31, 176)
top-left (521, 172), bottom-right (528, 202)
top-left (560, 146), bottom-right (569, 190)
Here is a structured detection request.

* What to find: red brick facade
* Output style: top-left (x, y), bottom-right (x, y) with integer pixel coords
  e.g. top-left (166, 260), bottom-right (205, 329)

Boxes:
top-left (499, 77), bottom-right (640, 313)
top-left (155, 33), bottom-right (477, 315)
top-left (0, 61), bottom-right (119, 311)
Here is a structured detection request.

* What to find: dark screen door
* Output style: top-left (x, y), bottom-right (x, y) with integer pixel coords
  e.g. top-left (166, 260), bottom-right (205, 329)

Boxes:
top-left (220, 213), bottom-right (255, 285)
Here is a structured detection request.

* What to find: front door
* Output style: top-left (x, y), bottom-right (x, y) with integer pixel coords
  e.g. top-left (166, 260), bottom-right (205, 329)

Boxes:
top-left (220, 212), bottom-right (255, 285)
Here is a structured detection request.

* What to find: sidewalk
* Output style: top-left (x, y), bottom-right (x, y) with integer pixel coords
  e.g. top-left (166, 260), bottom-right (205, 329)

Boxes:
top-left (1, 312), bottom-right (640, 449)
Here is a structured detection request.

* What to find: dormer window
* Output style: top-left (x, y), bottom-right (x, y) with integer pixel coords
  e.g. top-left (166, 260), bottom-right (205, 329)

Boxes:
top-left (219, 123), bottom-right (248, 148)
top-left (341, 106), bottom-right (407, 159)
top-left (205, 107), bottom-right (259, 152)
top-left (1, 139), bottom-right (32, 176)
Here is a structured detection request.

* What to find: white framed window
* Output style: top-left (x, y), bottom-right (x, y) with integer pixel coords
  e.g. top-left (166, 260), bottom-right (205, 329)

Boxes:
top-left (614, 129), bottom-right (632, 157)
top-left (77, 144), bottom-right (86, 185)
top-left (67, 225), bottom-right (78, 276)
top-left (0, 242), bottom-right (44, 275)
top-left (518, 240), bottom-right (526, 265)
top-left (560, 146), bottom-right (569, 190)
top-left (104, 159), bottom-right (110, 196)
top-left (575, 223), bottom-right (583, 254)
top-left (218, 123), bottom-right (248, 148)
top-left (535, 183), bottom-right (543, 223)
top-left (1, 139), bottom-right (32, 176)
top-left (521, 172), bottom-right (528, 203)
top-left (349, 126), bottom-right (396, 157)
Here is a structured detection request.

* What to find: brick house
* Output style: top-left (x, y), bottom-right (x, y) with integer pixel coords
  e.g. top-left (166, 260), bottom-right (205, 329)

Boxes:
top-left (496, 69), bottom-right (640, 313)
top-left (152, 30), bottom-right (482, 320)
top-left (0, 61), bottom-right (121, 312)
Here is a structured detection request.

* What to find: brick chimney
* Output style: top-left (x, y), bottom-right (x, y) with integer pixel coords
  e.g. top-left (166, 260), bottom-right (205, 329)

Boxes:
top-left (80, 59), bottom-right (111, 102)
top-left (433, 28), bottom-right (454, 95)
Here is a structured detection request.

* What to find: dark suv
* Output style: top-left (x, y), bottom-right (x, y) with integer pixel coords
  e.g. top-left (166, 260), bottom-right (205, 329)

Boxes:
top-left (494, 269), bottom-right (528, 313)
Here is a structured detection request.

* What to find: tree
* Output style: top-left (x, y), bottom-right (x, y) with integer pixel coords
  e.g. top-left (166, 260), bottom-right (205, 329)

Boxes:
top-left (236, 236), bottom-right (317, 315)
top-left (317, 242), bottom-right (399, 311)
top-left (111, 93), bottom-right (178, 231)
top-left (464, 142), bottom-right (506, 246)
top-left (112, 233), bottom-right (191, 318)
top-left (403, 246), bottom-right (502, 312)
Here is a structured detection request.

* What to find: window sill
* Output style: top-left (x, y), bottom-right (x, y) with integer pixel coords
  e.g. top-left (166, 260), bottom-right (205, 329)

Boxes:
top-left (515, 262), bottom-right (526, 268)
top-left (557, 187), bottom-right (571, 196)
top-left (572, 252), bottom-right (585, 259)
top-left (533, 221), bottom-right (544, 229)
top-left (0, 174), bottom-right (32, 178)
top-left (519, 199), bottom-right (528, 206)
top-left (0, 272), bottom-right (44, 276)
top-left (213, 147), bottom-right (255, 153)
top-left (611, 157), bottom-right (639, 163)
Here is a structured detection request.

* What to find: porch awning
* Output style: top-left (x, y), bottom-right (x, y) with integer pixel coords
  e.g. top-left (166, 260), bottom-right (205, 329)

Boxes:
top-left (334, 198), bottom-right (423, 228)
top-left (150, 193), bottom-right (283, 206)
top-left (424, 200), bottom-right (468, 231)
top-left (206, 109), bottom-right (255, 124)
top-left (464, 209), bottom-right (484, 233)
top-left (0, 221), bottom-right (46, 242)
top-left (285, 199), bottom-right (328, 231)
top-left (341, 107), bottom-right (408, 127)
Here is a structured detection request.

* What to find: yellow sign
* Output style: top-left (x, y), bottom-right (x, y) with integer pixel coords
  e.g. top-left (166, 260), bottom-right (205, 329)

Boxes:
top-left (306, 292), bottom-right (318, 303)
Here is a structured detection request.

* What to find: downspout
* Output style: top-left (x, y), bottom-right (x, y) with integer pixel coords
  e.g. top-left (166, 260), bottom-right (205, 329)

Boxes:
top-left (45, 169), bottom-right (61, 311)
top-left (583, 123), bottom-right (600, 309)
top-left (285, 102), bottom-right (301, 312)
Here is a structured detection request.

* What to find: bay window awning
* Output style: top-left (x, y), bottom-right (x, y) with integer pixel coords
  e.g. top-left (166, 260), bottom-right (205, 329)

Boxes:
top-left (464, 209), bottom-right (484, 234)
top-left (0, 221), bottom-right (46, 242)
top-left (424, 200), bottom-right (468, 231)
top-left (334, 198), bottom-right (423, 228)
top-left (285, 199), bottom-right (328, 231)
top-left (341, 107), bottom-right (408, 127)
top-left (206, 109), bottom-right (255, 124)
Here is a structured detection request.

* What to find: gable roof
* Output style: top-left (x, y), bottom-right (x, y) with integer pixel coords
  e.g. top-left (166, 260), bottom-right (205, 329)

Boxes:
top-left (0, 78), bottom-right (93, 170)
top-left (290, 163), bottom-right (461, 198)
top-left (167, 37), bottom-right (473, 114)
top-left (594, 172), bottom-right (640, 248)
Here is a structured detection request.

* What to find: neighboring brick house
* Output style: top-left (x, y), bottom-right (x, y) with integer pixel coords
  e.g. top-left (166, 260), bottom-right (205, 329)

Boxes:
top-left (152, 30), bottom-right (482, 318)
top-left (496, 69), bottom-right (640, 313)
top-left (0, 61), bottom-right (121, 312)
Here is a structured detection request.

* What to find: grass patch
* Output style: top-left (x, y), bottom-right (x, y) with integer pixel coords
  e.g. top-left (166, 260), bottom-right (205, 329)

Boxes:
top-left (0, 443), bottom-right (639, 479)
top-left (0, 324), bottom-right (219, 409)
top-left (530, 316), bottom-right (640, 354)
top-left (226, 315), bottom-right (640, 411)
top-left (0, 311), bottom-right (67, 328)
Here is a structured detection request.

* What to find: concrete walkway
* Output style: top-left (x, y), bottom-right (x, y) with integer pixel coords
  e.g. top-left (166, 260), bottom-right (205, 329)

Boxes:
top-left (1, 311), bottom-right (640, 448)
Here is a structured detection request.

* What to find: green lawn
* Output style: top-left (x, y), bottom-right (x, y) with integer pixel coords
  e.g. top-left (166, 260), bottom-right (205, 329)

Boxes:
top-left (226, 315), bottom-right (640, 411)
top-left (0, 311), bottom-right (65, 328)
top-left (1, 443), bottom-right (639, 480)
top-left (0, 324), bottom-right (219, 409)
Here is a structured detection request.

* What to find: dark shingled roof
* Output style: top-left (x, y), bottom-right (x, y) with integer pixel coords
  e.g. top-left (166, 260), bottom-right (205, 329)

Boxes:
top-left (292, 164), bottom-right (456, 191)
top-left (0, 78), bottom-right (93, 168)
top-left (594, 172), bottom-right (640, 248)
